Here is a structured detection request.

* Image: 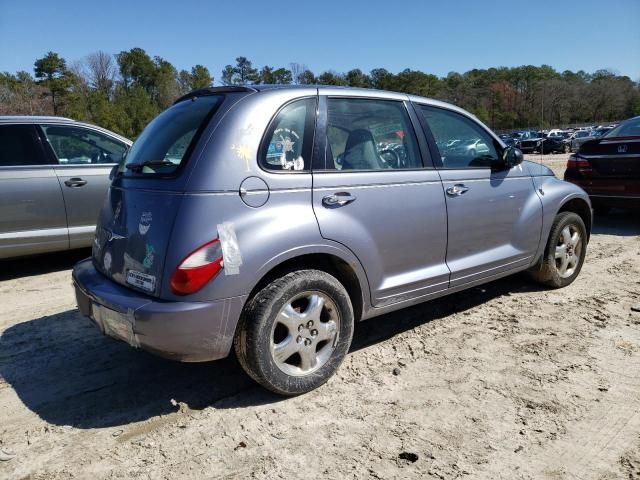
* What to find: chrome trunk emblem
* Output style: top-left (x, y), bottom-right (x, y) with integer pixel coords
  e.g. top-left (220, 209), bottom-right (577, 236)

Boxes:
top-left (617, 144), bottom-right (628, 153)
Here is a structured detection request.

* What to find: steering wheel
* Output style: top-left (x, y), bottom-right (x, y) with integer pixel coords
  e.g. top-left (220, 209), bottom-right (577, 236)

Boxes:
top-left (378, 147), bottom-right (401, 169)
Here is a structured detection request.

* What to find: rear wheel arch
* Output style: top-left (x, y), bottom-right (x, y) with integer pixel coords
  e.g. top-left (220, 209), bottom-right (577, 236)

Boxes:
top-left (245, 253), bottom-right (365, 323)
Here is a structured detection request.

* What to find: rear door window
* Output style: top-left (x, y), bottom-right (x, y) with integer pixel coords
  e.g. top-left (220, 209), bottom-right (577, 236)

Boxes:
top-left (41, 125), bottom-right (127, 164)
top-left (261, 98), bottom-right (316, 171)
top-left (124, 94), bottom-right (224, 175)
top-left (0, 125), bottom-right (48, 167)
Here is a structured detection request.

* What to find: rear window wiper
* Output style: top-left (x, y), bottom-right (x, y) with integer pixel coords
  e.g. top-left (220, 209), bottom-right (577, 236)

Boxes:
top-left (125, 160), bottom-right (175, 172)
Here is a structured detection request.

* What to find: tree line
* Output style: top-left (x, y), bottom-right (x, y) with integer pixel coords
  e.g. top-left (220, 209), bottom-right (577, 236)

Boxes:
top-left (1, 49), bottom-right (638, 139)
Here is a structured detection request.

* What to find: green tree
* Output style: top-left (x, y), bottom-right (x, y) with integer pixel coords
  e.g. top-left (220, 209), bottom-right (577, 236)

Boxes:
top-left (346, 69), bottom-right (371, 88)
top-left (116, 48), bottom-right (156, 93)
top-left (221, 56), bottom-right (259, 85)
top-left (34, 51), bottom-right (73, 114)
top-left (297, 69), bottom-right (316, 85)
top-left (179, 64), bottom-right (213, 92)
top-left (317, 71), bottom-right (348, 86)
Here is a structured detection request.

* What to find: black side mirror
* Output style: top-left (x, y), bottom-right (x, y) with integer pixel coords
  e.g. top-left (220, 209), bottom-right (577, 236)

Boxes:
top-left (109, 164), bottom-right (119, 181)
top-left (501, 146), bottom-right (524, 169)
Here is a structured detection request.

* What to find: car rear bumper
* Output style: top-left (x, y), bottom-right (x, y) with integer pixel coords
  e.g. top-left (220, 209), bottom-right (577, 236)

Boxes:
top-left (563, 177), bottom-right (640, 209)
top-left (72, 258), bottom-right (246, 362)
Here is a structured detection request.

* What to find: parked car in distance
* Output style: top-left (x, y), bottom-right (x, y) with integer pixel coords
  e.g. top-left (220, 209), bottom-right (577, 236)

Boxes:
top-left (565, 115), bottom-right (640, 214)
top-left (540, 133), bottom-right (569, 154)
top-left (0, 116), bottom-right (132, 259)
top-left (515, 131), bottom-right (543, 153)
top-left (570, 130), bottom-right (595, 152)
top-left (73, 85), bottom-right (592, 395)
top-left (498, 133), bottom-right (516, 147)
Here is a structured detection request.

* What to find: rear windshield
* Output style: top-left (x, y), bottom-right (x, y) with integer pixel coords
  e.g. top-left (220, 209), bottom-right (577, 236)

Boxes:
top-left (124, 94), bottom-right (224, 175)
top-left (605, 117), bottom-right (640, 138)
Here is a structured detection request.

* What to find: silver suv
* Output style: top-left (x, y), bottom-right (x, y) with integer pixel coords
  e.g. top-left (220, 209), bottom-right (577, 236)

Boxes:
top-left (0, 116), bottom-right (131, 258)
top-left (73, 86), bottom-right (591, 395)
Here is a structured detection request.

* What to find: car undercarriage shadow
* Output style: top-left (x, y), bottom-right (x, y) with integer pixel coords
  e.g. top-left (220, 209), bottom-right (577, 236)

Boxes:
top-left (591, 209), bottom-right (640, 236)
top-left (0, 249), bottom-right (91, 281)
top-left (0, 273), bottom-right (542, 429)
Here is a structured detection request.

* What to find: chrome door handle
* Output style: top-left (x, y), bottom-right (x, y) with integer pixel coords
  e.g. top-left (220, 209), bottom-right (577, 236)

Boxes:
top-left (64, 177), bottom-right (88, 187)
top-left (322, 192), bottom-right (356, 207)
top-left (446, 184), bottom-right (469, 196)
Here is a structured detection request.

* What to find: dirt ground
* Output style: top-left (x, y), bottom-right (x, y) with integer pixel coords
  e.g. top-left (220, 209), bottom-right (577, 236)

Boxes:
top-left (1, 153), bottom-right (639, 480)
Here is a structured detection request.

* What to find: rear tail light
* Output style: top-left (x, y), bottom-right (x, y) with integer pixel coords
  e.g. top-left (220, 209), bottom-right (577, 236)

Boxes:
top-left (566, 154), bottom-right (593, 173)
top-left (170, 239), bottom-right (223, 295)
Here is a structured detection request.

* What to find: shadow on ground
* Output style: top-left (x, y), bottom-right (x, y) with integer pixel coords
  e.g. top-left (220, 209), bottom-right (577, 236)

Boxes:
top-left (592, 209), bottom-right (640, 236)
top-left (0, 249), bottom-right (91, 281)
top-left (0, 272), bottom-right (542, 429)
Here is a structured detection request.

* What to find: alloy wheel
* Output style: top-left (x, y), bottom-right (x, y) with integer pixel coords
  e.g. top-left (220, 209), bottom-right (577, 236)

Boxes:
top-left (554, 224), bottom-right (582, 278)
top-left (269, 291), bottom-right (340, 376)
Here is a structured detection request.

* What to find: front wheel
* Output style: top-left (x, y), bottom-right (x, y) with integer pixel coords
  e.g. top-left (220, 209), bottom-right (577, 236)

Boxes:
top-left (563, 144), bottom-right (571, 153)
top-left (234, 270), bottom-right (354, 395)
top-left (529, 212), bottom-right (587, 288)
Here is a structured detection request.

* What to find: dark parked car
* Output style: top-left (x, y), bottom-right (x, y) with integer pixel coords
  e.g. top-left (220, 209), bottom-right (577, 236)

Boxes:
top-left (0, 116), bottom-right (131, 259)
top-left (73, 85), bottom-right (591, 395)
top-left (515, 131), bottom-right (543, 153)
top-left (570, 130), bottom-right (595, 152)
top-left (498, 133), bottom-right (516, 147)
top-left (565, 115), bottom-right (640, 213)
top-left (536, 135), bottom-right (569, 153)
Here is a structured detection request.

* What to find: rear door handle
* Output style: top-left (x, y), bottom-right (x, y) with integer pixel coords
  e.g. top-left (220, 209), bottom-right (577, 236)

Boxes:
top-left (446, 184), bottom-right (469, 196)
top-left (64, 177), bottom-right (87, 187)
top-left (322, 192), bottom-right (356, 207)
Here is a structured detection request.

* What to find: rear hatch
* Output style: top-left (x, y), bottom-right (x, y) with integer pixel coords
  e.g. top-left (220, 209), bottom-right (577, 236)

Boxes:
top-left (92, 92), bottom-right (229, 297)
top-left (579, 136), bottom-right (640, 178)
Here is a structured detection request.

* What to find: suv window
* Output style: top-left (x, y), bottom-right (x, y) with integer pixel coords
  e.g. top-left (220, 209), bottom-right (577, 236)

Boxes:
top-left (262, 98), bottom-right (316, 171)
top-left (418, 105), bottom-right (500, 169)
top-left (325, 98), bottom-right (421, 171)
top-left (125, 94), bottom-right (224, 174)
top-left (0, 125), bottom-right (48, 167)
top-left (42, 125), bottom-right (127, 165)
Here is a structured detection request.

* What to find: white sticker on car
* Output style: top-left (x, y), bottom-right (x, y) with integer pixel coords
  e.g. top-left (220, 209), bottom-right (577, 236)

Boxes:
top-left (139, 211), bottom-right (152, 235)
top-left (126, 270), bottom-right (156, 292)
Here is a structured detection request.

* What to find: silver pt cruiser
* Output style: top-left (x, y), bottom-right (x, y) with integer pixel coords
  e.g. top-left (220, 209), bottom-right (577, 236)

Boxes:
top-left (73, 85), bottom-right (591, 395)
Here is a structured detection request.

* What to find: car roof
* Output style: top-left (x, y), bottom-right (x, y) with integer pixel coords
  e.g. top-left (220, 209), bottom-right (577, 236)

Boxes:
top-left (0, 115), bottom-right (132, 144)
top-left (0, 115), bottom-right (77, 124)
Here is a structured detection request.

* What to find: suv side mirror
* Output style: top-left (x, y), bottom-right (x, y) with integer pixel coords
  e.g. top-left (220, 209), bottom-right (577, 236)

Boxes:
top-left (501, 146), bottom-right (524, 169)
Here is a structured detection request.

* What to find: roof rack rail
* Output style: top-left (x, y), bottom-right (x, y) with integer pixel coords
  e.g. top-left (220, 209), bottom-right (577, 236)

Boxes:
top-left (173, 86), bottom-right (257, 104)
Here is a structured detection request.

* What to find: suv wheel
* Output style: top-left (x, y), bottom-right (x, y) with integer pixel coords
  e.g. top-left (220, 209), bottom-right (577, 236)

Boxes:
top-left (234, 270), bottom-right (354, 395)
top-left (529, 212), bottom-right (587, 288)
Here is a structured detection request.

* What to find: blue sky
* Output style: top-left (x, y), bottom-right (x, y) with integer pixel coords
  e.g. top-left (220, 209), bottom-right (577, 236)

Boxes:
top-left (1, 0), bottom-right (639, 81)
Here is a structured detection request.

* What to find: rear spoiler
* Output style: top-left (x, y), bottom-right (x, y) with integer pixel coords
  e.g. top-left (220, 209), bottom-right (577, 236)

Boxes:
top-left (174, 86), bottom-right (257, 104)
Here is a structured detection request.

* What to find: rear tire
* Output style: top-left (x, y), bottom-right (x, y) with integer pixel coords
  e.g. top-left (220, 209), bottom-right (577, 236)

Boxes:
top-left (529, 212), bottom-right (587, 288)
top-left (234, 270), bottom-right (354, 395)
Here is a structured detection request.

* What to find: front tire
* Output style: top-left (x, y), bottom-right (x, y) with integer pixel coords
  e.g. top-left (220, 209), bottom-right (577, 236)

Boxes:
top-left (234, 270), bottom-right (354, 395)
top-left (529, 212), bottom-right (587, 288)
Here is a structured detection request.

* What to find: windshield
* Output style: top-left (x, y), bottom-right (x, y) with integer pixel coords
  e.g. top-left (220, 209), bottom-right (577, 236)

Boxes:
top-left (605, 117), bottom-right (640, 138)
top-left (124, 94), bottom-right (224, 174)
